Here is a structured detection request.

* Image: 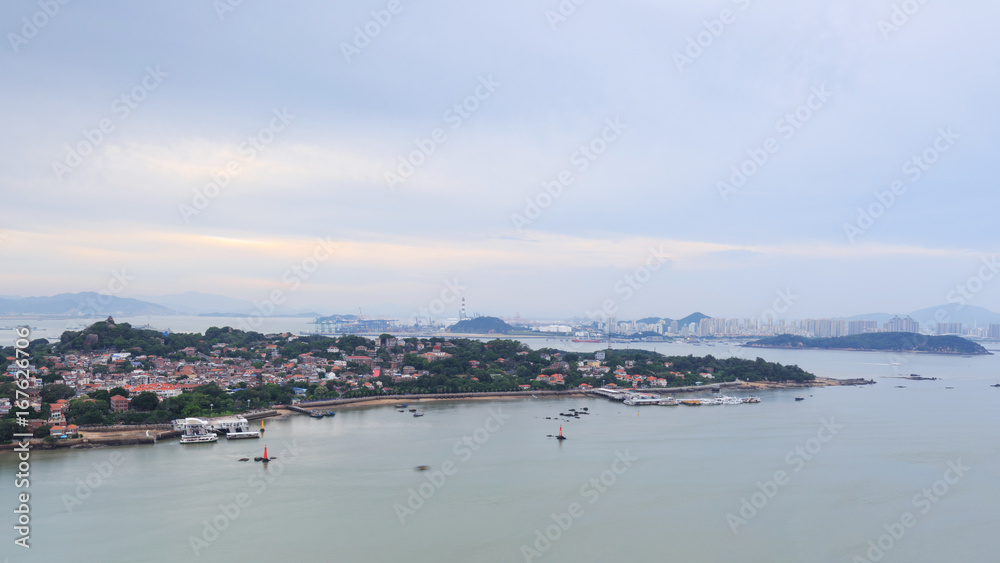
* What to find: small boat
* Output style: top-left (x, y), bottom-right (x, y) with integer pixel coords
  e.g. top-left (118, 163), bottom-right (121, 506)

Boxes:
top-left (741, 396), bottom-right (761, 404)
top-left (415, 465), bottom-right (430, 471)
top-left (413, 412), bottom-right (424, 417)
top-left (395, 404), bottom-right (407, 408)
top-left (309, 411), bottom-right (324, 418)
top-left (795, 397), bottom-right (805, 401)
top-left (992, 383), bottom-right (1000, 388)
top-left (238, 458), bottom-right (249, 462)
top-left (681, 399), bottom-right (702, 406)
top-left (409, 409), bottom-right (417, 412)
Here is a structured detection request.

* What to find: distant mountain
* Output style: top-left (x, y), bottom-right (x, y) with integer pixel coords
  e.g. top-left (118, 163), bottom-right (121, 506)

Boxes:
top-left (676, 312), bottom-right (710, 326)
top-left (635, 313), bottom-right (710, 326)
top-left (837, 312), bottom-right (895, 324)
top-left (745, 332), bottom-right (989, 355)
top-left (137, 291), bottom-right (318, 317)
top-left (0, 292), bottom-right (174, 316)
top-left (838, 304), bottom-right (1000, 328)
top-left (907, 304), bottom-right (1000, 326)
top-left (447, 316), bottom-right (513, 334)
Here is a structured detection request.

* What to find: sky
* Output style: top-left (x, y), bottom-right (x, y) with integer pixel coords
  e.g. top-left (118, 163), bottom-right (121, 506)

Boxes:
top-left (2, 0), bottom-right (999, 321)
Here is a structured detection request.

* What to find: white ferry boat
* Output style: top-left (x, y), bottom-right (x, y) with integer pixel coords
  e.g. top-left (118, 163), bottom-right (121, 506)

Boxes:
top-left (176, 418), bottom-right (219, 444)
top-left (209, 415), bottom-right (261, 440)
top-left (624, 393), bottom-right (662, 406)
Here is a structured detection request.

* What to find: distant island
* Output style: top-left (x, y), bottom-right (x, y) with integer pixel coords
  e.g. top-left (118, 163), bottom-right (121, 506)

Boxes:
top-left (744, 332), bottom-right (990, 355)
top-left (447, 316), bottom-right (514, 334)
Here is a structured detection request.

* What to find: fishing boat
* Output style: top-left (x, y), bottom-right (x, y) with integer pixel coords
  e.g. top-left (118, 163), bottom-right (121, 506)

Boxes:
top-left (413, 411), bottom-right (424, 417)
top-left (741, 396), bottom-right (761, 404)
top-left (795, 396), bottom-right (805, 401)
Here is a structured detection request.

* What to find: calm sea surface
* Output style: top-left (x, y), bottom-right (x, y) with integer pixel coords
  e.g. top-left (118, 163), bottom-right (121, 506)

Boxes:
top-left (2, 317), bottom-right (999, 562)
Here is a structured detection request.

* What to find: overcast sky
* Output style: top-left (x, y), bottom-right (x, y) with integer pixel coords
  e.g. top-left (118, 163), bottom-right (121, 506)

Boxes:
top-left (2, 0), bottom-right (998, 320)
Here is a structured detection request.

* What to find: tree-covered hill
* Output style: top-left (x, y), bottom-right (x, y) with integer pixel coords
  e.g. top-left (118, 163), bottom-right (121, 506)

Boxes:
top-left (447, 316), bottom-right (514, 334)
top-left (745, 332), bottom-right (989, 355)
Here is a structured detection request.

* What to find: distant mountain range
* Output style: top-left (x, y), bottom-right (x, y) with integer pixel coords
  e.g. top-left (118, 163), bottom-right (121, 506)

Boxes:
top-left (0, 292), bottom-right (319, 317)
top-left (636, 312), bottom-right (710, 327)
top-left (0, 292), bottom-right (174, 316)
top-left (840, 304), bottom-right (1000, 327)
top-left (135, 291), bottom-right (319, 317)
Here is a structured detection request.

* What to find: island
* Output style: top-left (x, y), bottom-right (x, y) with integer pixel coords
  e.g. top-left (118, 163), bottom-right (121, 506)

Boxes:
top-left (743, 332), bottom-right (990, 355)
top-left (2, 319), bottom-right (824, 446)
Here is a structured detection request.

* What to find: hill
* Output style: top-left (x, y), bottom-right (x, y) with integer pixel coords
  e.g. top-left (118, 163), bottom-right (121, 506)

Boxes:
top-left (635, 312), bottom-right (711, 326)
top-left (447, 316), bottom-right (514, 334)
top-left (745, 332), bottom-right (989, 355)
top-left (0, 292), bottom-right (174, 316)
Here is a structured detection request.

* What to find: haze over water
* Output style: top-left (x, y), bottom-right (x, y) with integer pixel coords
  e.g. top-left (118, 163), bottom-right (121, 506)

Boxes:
top-left (3, 328), bottom-right (998, 562)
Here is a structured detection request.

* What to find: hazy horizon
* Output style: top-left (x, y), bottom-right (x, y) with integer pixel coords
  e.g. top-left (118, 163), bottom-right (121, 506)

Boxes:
top-left (4, 1), bottom-right (999, 320)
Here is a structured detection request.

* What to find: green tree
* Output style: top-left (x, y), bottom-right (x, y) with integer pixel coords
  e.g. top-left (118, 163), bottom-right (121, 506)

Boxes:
top-left (131, 391), bottom-right (160, 411)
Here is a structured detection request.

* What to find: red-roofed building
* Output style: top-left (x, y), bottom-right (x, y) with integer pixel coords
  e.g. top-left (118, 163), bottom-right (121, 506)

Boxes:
top-left (110, 394), bottom-right (130, 413)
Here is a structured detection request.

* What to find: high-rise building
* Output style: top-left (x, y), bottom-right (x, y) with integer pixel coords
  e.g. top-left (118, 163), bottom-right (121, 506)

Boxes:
top-left (884, 316), bottom-right (920, 333)
top-left (848, 320), bottom-right (879, 335)
top-left (936, 322), bottom-right (963, 335)
top-left (988, 324), bottom-right (1000, 339)
top-left (804, 319), bottom-right (846, 337)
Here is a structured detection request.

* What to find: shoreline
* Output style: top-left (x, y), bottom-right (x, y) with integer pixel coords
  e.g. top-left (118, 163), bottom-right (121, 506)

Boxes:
top-left (742, 344), bottom-right (991, 356)
top-left (0, 378), bottom-right (866, 452)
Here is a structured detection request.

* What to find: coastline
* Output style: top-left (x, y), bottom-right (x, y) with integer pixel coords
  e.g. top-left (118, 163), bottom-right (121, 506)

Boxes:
top-left (742, 344), bottom-right (991, 356)
top-left (0, 377), bottom-right (865, 453)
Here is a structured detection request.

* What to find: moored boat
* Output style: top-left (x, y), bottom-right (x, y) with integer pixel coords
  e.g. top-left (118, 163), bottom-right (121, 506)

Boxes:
top-left (177, 418), bottom-right (218, 444)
